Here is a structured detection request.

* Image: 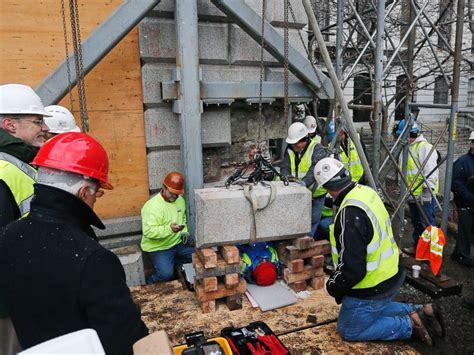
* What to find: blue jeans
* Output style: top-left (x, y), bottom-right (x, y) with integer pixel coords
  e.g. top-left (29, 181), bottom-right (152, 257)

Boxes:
top-left (310, 197), bottom-right (325, 238)
top-left (315, 216), bottom-right (333, 240)
top-left (408, 198), bottom-right (436, 245)
top-left (337, 295), bottom-right (421, 341)
top-left (146, 243), bottom-right (194, 283)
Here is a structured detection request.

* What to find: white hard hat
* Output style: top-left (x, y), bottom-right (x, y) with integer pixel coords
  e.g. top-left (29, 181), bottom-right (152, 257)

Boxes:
top-left (314, 157), bottom-right (345, 187)
top-left (286, 122), bottom-right (309, 144)
top-left (303, 115), bottom-right (317, 134)
top-left (0, 84), bottom-right (51, 117)
top-left (44, 105), bottom-right (81, 134)
top-left (470, 131), bottom-right (474, 140)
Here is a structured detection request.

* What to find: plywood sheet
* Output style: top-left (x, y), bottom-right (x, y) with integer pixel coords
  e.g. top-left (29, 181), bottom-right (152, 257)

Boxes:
top-left (279, 323), bottom-right (418, 354)
top-left (130, 281), bottom-right (340, 346)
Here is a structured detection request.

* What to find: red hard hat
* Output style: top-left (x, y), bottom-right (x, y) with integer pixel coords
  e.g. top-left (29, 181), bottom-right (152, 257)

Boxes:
top-left (253, 261), bottom-right (277, 286)
top-left (32, 132), bottom-right (113, 190)
top-left (163, 171), bottom-right (185, 195)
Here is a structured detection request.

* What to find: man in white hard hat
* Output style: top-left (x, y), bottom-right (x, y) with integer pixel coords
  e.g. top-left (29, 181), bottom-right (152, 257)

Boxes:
top-left (450, 131), bottom-right (474, 267)
top-left (314, 157), bottom-right (444, 345)
top-left (303, 115), bottom-right (321, 143)
top-left (0, 84), bottom-right (50, 354)
top-left (281, 122), bottom-right (328, 237)
top-left (44, 105), bottom-right (81, 140)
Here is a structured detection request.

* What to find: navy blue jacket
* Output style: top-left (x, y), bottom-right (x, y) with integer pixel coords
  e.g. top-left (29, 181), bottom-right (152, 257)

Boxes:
top-left (451, 151), bottom-right (474, 208)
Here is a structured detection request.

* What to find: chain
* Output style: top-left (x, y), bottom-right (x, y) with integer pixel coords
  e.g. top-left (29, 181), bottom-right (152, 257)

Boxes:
top-left (283, 0), bottom-right (289, 120)
top-left (69, 0), bottom-right (89, 132)
top-left (288, 0), bottom-right (331, 99)
top-left (257, 0), bottom-right (267, 150)
top-left (60, 0), bottom-right (74, 112)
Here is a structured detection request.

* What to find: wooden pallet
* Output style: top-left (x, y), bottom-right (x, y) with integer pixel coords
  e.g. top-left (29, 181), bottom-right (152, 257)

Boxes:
top-left (193, 245), bottom-right (246, 313)
top-left (278, 237), bottom-right (330, 292)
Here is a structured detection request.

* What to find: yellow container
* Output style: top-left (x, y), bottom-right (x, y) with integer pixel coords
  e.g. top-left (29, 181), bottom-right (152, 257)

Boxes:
top-left (173, 337), bottom-right (232, 355)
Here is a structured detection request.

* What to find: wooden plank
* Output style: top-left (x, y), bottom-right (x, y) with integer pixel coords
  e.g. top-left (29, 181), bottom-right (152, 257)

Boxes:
top-left (195, 249), bottom-right (218, 269)
top-left (192, 254), bottom-right (242, 279)
top-left (283, 265), bottom-right (324, 284)
top-left (130, 280), bottom-right (340, 346)
top-left (219, 245), bottom-right (240, 264)
top-left (279, 323), bottom-right (417, 354)
top-left (195, 279), bottom-right (246, 302)
top-left (292, 236), bottom-right (314, 250)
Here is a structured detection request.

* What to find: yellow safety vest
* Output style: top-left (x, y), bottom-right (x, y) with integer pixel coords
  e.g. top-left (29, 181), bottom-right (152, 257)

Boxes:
top-left (288, 139), bottom-right (327, 198)
top-left (0, 152), bottom-right (36, 217)
top-left (405, 141), bottom-right (439, 196)
top-left (340, 138), bottom-right (364, 183)
top-left (311, 135), bottom-right (322, 144)
top-left (329, 185), bottom-right (399, 289)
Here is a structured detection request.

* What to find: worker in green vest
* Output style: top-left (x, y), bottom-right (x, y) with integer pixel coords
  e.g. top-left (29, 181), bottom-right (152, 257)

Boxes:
top-left (281, 122), bottom-right (328, 238)
top-left (303, 115), bottom-right (322, 144)
top-left (0, 84), bottom-right (51, 355)
top-left (338, 128), bottom-right (366, 184)
top-left (400, 122), bottom-right (439, 254)
top-left (314, 157), bottom-right (444, 345)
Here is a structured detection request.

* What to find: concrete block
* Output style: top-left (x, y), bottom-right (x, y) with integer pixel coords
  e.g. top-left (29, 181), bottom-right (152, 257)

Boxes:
top-left (99, 235), bottom-right (142, 251)
top-left (194, 182), bottom-right (312, 248)
top-left (147, 149), bottom-right (183, 191)
top-left (152, 0), bottom-right (226, 19)
top-left (144, 107), bottom-right (231, 149)
top-left (111, 245), bottom-right (145, 287)
top-left (201, 65), bottom-right (261, 82)
top-left (139, 18), bottom-right (228, 64)
top-left (141, 64), bottom-right (176, 107)
top-left (95, 216), bottom-right (142, 239)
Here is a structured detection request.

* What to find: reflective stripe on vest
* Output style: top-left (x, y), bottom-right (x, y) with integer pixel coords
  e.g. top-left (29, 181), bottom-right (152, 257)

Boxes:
top-left (340, 138), bottom-right (364, 182)
top-left (0, 152), bottom-right (36, 217)
top-left (288, 140), bottom-right (327, 198)
top-left (405, 141), bottom-right (439, 196)
top-left (329, 185), bottom-right (399, 289)
top-left (241, 245), bottom-right (279, 274)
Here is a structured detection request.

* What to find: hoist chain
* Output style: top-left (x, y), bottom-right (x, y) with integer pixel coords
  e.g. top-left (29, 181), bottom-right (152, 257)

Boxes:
top-left (257, 0), bottom-right (267, 150)
top-left (287, 0), bottom-right (331, 99)
top-left (69, 0), bottom-right (89, 132)
top-left (60, 0), bottom-right (74, 113)
top-left (283, 0), bottom-right (289, 120)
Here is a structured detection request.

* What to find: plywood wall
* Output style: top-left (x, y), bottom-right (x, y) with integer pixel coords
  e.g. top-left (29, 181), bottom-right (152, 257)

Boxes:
top-left (0, 0), bottom-right (149, 219)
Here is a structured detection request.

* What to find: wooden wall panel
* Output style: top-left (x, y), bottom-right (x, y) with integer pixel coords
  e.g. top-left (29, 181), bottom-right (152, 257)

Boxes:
top-left (0, 1), bottom-right (149, 219)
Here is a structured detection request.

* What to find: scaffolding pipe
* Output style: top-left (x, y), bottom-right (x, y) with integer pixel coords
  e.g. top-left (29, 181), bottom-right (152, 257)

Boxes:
top-left (372, 0), bottom-right (386, 185)
top-left (303, 0), bottom-right (377, 190)
top-left (441, 0), bottom-right (465, 233)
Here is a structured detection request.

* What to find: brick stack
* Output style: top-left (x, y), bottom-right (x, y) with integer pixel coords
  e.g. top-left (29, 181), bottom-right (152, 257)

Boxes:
top-left (278, 237), bottom-right (331, 292)
top-left (192, 245), bottom-right (246, 313)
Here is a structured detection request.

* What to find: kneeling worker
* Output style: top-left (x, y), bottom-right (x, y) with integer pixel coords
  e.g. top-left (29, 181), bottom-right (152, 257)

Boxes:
top-left (239, 242), bottom-right (280, 286)
top-left (314, 158), bottom-right (444, 345)
top-left (141, 172), bottom-right (194, 283)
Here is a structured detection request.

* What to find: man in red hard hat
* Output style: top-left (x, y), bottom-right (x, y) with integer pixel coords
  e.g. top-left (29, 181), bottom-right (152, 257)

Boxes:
top-left (239, 242), bottom-right (280, 286)
top-left (141, 171), bottom-right (194, 283)
top-left (0, 132), bottom-right (148, 355)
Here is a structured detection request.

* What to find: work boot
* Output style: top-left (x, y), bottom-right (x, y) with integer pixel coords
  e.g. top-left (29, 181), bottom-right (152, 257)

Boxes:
top-left (422, 303), bottom-right (445, 338)
top-left (409, 310), bottom-right (433, 346)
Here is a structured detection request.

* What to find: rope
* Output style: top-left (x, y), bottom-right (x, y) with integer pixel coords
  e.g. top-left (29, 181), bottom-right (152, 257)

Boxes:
top-left (243, 182), bottom-right (277, 244)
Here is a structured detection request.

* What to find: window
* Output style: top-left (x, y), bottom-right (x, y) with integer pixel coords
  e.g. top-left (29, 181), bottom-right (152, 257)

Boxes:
top-left (468, 78), bottom-right (474, 106)
top-left (433, 76), bottom-right (449, 104)
top-left (353, 73), bottom-right (372, 122)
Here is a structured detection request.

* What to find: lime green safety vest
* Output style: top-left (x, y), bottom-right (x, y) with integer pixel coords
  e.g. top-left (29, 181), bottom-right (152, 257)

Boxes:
top-left (241, 245), bottom-right (279, 275)
top-left (0, 152), bottom-right (36, 217)
top-left (312, 135), bottom-right (322, 144)
top-left (405, 141), bottom-right (439, 196)
top-left (288, 139), bottom-right (327, 198)
top-left (340, 137), bottom-right (364, 183)
top-left (329, 185), bottom-right (399, 289)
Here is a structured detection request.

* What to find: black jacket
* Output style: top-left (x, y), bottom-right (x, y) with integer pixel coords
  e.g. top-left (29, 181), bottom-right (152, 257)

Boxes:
top-left (0, 184), bottom-right (148, 354)
top-left (326, 183), bottom-right (404, 304)
top-left (452, 151), bottom-right (474, 208)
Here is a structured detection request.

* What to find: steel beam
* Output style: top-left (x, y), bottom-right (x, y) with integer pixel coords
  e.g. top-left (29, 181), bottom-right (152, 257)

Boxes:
top-left (161, 81), bottom-right (313, 102)
top-left (36, 0), bottom-right (161, 105)
top-left (175, 0), bottom-right (203, 235)
top-left (211, 0), bottom-right (334, 99)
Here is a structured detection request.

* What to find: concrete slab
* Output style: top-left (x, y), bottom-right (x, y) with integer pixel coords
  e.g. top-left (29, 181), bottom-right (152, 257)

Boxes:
top-left (147, 149), bottom-right (183, 191)
top-left (95, 216), bottom-right (142, 238)
top-left (144, 107), bottom-right (231, 148)
top-left (194, 182), bottom-right (312, 247)
top-left (111, 245), bottom-right (146, 287)
top-left (201, 65), bottom-right (261, 82)
top-left (139, 18), bottom-right (228, 64)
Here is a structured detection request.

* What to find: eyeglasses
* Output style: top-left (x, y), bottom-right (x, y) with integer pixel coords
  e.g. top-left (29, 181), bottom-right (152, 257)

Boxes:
top-left (17, 117), bottom-right (45, 127)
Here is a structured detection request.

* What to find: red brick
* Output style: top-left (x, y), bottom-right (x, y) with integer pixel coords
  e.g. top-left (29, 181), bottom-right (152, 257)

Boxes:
top-left (219, 245), bottom-right (240, 264)
top-left (289, 280), bottom-right (307, 292)
top-left (310, 276), bottom-right (325, 290)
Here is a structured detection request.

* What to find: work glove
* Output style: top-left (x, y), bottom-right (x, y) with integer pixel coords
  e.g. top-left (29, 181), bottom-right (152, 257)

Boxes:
top-left (421, 187), bottom-right (432, 205)
top-left (181, 232), bottom-right (195, 247)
